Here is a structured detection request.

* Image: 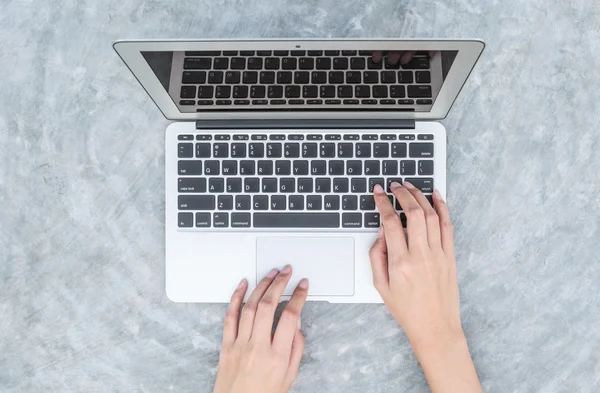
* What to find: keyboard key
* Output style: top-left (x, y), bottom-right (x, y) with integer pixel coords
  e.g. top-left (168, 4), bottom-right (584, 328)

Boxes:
top-left (355, 143), bottom-right (371, 158)
top-left (398, 99), bottom-right (415, 105)
top-left (240, 160), bottom-right (255, 175)
top-left (222, 51), bottom-right (237, 56)
top-left (418, 134), bottom-right (434, 141)
top-left (178, 143), bottom-right (193, 158)
top-left (253, 213), bottom-right (340, 228)
top-left (404, 178), bottom-right (434, 193)
top-left (302, 85), bottom-right (318, 98)
top-left (390, 85), bottom-right (406, 98)
top-left (180, 99), bottom-right (195, 105)
top-left (308, 50), bottom-right (323, 56)
top-left (197, 86), bottom-right (214, 99)
top-left (306, 195), bottom-right (322, 210)
top-left (407, 85), bottom-right (432, 98)
top-left (208, 71), bottom-right (224, 84)
top-left (299, 58), bottom-right (314, 69)
top-left (268, 86), bottom-right (284, 98)
top-left (242, 71), bottom-right (258, 84)
top-left (248, 143), bottom-right (265, 158)
top-left (221, 160), bottom-right (237, 176)
top-left (320, 85), bottom-right (336, 98)
top-left (270, 135), bottom-right (286, 141)
top-left (364, 213), bottom-right (380, 228)
top-left (360, 194), bottom-right (376, 210)
top-left (277, 71), bottom-right (293, 84)
top-left (361, 134), bottom-right (378, 140)
top-left (311, 71), bottom-right (327, 84)
top-left (284, 143), bottom-right (300, 158)
top-left (178, 212), bottom-right (193, 228)
top-left (328, 160), bottom-right (344, 175)
top-left (289, 195), bottom-right (304, 210)
top-left (382, 160), bottom-right (398, 175)
top-left (398, 71), bottom-right (414, 84)
top-left (215, 86), bottom-right (231, 99)
top-left (391, 143), bottom-right (407, 157)
top-left (342, 213), bottom-right (361, 228)
top-left (381, 71), bottom-right (396, 84)
top-left (327, 71), bottom-right (344, 84)
top-left (244, 178), bottom-right (260, 193)
top-left (333, 58), bottom-right (349, 69)
top-left (333, 178), bottom-right (349, 193)
top-left (297, 178), bottom-right (313, 193)
top-left (178, 178), bottom-right (206, 193)
top-left (311, 160), bottom-right (327, 175)
top-left (368, 178), bottom-right (385, 192)
top-left (257, 50), bottom-right (271, 56)
top-left (178, 195), bottom-right (215, 210)
top-left (257, 160), bottom-right (273, 175)
top-left (386, 178), bottom-right (403, 192)
top-left (350, 57), bottom-right (366, 69)
top-left (373, 85), bottom-right (388, 98)
top-left (279, 178), bottom-right (295, 193)
top-left (248, 58), bottom-right (262, 69)
top-left (399, 134), bottom-right (416, 140)
top-left (324, 195), bottom-right (340, 210)
top-left (302, 143), bottom-right (318, 158)
top-left (291, 50), bottom-right (305, 56)
top-left (260, 71), bottom-right (276, 84)
top-left (288, 134), bottom-right (305, 141)
top-left (417, 99), bottom-right (433, 105)
top-left (346, 160), bottom-right (362, 175)
top-left (381, 134), bottom-right (396, 140)
top-left (337, 143), bottom-right (353, 158)
top-left (185, 51), bottom-right (220, 56)
top-left (275, 160), bottom-right (291, 175)
top-left (315, 178), bottom-right (331, 193)
top-left (367, 58), bottom-right (383, 69)
top-left (325, 135), bottom-right (341, 141)
top-left (213, 213), bottom-right (229, 228)
top-left (180, 85), bottom-right (196, 98)
top-left (325, 99), bottom-right (341, 104)
top-left (409, 143), bottom-right (434, 157)
top-left (234, 100), bottom-right (250, 105)
top-left (230, 57), bottom-right (246, 69)
top-left (233, 85), bottom-right (248, 98)
top-left (342, 195), bottom-right (358, 211)
top-left (293, 160), bottom-right (309, 175)
top-left (400, 160), bottom-right (416, 175)
top-left (209, 178), bottom-right (224, 193)
top-left (346, 71), bottom-right (361, 84)
top-left (262, 178), bottom-right (278, 193)
top-left (343, 134), bottom-right (360, 140)
top-left (294, 72), bottom-right (310, 84)
top-left (182, 71), bottom-right (207, 84)
top-left (230, 143), bottom-right (246, 158)
top-left (212, 143), bottom-right (228, 158)
top-left (355, 85), bottom-right (370, 98)
top-left (351, 178), bottom-right (367, 193)
top-left (316, 57), bottom-right (332, 69)
top-left (231, 213), bottom-right (251, 228)
top-left (195, 212), bottom-right (211, 228)
top-left (385, 60), bottom-right (401, 70)
top-left (282, 58), bottom-right (297, 69)
top-left (418, 160), bottom-right (434, 175)
top-left (307, 99), bottom-right (323, 104)
top-left (364, 160), bottom-right (380, 175)
top-left (285, 85), bottom-right (301, 98)
top-left (213, 57), bottom-right (229, 70)
top-left (403, 57), bottom-right (430, 69)
top-left (204, 160), bottom-right (219, 175)
top-left (178, 160), bottom-right (202, 175)
top-left (227, 178), bottom-right (242, 193)
top-left (320, 143), bottom-right (335, 157)
top-left (337, 85), bottom-right (352, 98)
top-left (380, 99), bottom-right (395, 105)
top-left (253, 195), bottom-right (269, 210)
top-left (270, 195), bottom-right (286, 210)
top-left (266, 143), bottom-right (282, 158)
top-left (215, 100), bottom-right (232, 105)
top-left (184, 57), bottom-right (211, 69)
top-left (373, 143), bottom-right (389, 158)
top-left (218, 195), bottom-right (233, 210)
top-left (265, 58), bottom-right (280, 69)
top-left (235, 195), bottom-right (251, 210)
top-left (274, 50), bottom-right (289, 56)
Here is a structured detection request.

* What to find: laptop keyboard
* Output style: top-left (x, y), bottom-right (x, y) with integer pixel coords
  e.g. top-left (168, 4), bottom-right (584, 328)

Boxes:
top-left (176, 132), bottom-right (435, 230)
top-left (178, 50), bottom-right (434, 108)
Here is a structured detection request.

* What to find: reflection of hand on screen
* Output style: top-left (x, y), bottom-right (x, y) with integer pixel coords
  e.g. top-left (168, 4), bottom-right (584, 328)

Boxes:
top-left (372, 51), bottom-right (436, 65)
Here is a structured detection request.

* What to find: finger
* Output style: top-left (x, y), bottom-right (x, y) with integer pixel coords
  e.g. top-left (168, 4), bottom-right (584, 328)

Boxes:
top-left (432, 189), bottom-right (455, 256)
top-left (251, 265), bottom-right (293, 342)
top-left (284, 329), bottom-right (306, 391)
top-left (369, 226), bottom-right (390, 294)
top-left (390, 182), bottom-right (428, 251)
top-left (222, 278), bottom-right (248, 346)
top-left (403, 181), bottom-right (441, 250)
top-left (400, 51), bottom-right (416, 64)
top-left (273, 278), bottom-right (309, 354)
top-left (372, 51), bottom-right (383, 63)
top-left (373, 183), bottom-right (408, 257)
top-left (388, 51), bottom-right (402, 65)
top-left (237, 268), bottom-right (278, 342)
top-left (428, 51), bottom-right (436, 58)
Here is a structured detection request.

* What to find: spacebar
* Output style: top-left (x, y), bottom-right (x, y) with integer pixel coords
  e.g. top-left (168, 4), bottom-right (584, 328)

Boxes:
top-left (253, 213), bottom-right (340, 228)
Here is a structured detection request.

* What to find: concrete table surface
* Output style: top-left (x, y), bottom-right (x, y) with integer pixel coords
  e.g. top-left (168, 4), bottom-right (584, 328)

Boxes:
top-left (1, 0), bottom-right (599, 392)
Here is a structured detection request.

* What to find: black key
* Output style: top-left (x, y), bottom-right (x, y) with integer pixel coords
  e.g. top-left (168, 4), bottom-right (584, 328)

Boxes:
top-left (178, 160), bottom-right (203, 175)
top-left (266, 143), bottom-right (282, 158)
top-left (248, 143), bottom-right (264, 158)
top-left (303, 85), bottom-right (318, 98)
top-left (257, 160), bottom-right (273, 175)
top-left (342, 50), bottom-right (356, 56)
top-left (400, 160), bottom-right (416, 175)
top-left (403, 57), bottom-right (430, 69)
top-left (328, 160), bottom-right (344, 175)
top-left (302, 143), bottom-right (318, 158)
top-left (240, 51), bottom-right (255, 56)
top-left (407, 85), bottom-right (432, 98)
top-left (372, 85), bottom-right (388, 98)
top-left (363, 71), bottom-right (379, 84)
top-left (231, 213), bottom-right (251, 228)
top-left (180, 85), bottom-right (196, 98)
top-left (343, 134), bottom-right (360, 140)
top-left (320, 85), bottom-right (336, 98)
top-left (325, 50), bottom-right (339, 56)
top-left (277, 71), bottom-right (293, 84)
top-left (346, 160), bottom-right (362, 175)
top-left (391, 143), bottom-right (407, 157)
top-left (178, 212), bottom-right (193, 227)
top-left (297, 178), bottom-right (313, 193)
top-left (320, 143), bottom-right (335, 158)
top-left (247, 87), bottom-right (265, 100)
top-left (398, 71), bottom-right (414, 84)
top-left (425, 195), bottom-right (434, 206)
top-left (299, 58), bottom-right (314, 69)
top-left (284, 143), bottom-right (300, 158)
top-left (222, 51), bottom-right (238, 56)
top-left (208, 178), bottom-right (224, 193)
top-left (221, 160), bottom-right (237, 176)
top-left (262, 177), bottom-right (278, 193)
top-left (380, 99), bottom-right (395, 105)
top-left (306, 195), bottom-right (322, 211)
top-left (267, 86), bottom-right (283, 99)
top-left (364, 160), bottom-right (380, 175)
top-left (230, 143), bottom-right (246, 158)
top-left (257, 50), bottom-right (272, 56)
top-left (324, 195), bottom-right (340, 210)
top-left (235, 195), bottom-right (251, 210)
top-left (179, 100), bottom-right (196, 105)
top-left (244, 178), bottom-right (260, 193)
top-left (390, 85), bottom-right (406, 98)
top-left (197, 86), bottom-right (214, 98)
top-left (259, 71), bottom-right (276, 84)
top-left (315, 178), bottom-right (331, 193)
top-left (185, 51), bottom-right (221, 56)
top-left (367, 58), bottom-right (383, 69)
top-left (270, 195), bottom-right (286, 210)
top-left (178, 178), bottom-right (206, 193)
top-left (234, 100), bottom-right (250, 105)
top-left (213, 213), bottom-right (229, 228)
top-left (288, 134), bottom-right (305, 141)
top-left (215, 85), bottom-right (231, 99)
top-left (346, 71), bottom-right (361, 84)
top-left (360, 194), bottom-right (375, 210)
top-left (218, 195), bottom-right (233, 210)
top-left (291, 50), bottom-right (305, 56)
top-left (397, 99), bottom-right (415, 105)
top-left (355, 85), bottom-right (370, 98)
top-left (215, 99), bottom-right (232, 105)
top-left (241, 71), bottom-right (258, 84)
top-left (326, 134), bottom-right (341, 140)
top-left (227, 178), bottom-right (242, 193)
top-left (288, 195), bottom-right (304, 210)
top-left (417, 99), bottom-right (433, 105)
top-left (240, 160), bottom-right (255, 175)
top-left (282, 58), bottom-right (297, 69)
top-left (404, 178), bottom-right (434, 193)
top-left (418, 134), bottom-right (434, 141)
top-left (373, 143), bottom-right (389, 158)
top-left (382, 160), bottom-right (398, 175)
top-left (361, 99), bottom-right (376, 105)
top-left (350, 57), bottom-right (366, 69)
top-left (385, 59), bottom-right (401, 69)
top-left (208, 71), bottom-right (224, 84)
top-left (351, 178), bottom-right (367, 193)
top-left (329, 71), bottom-right (345, 84)
top-left (285, 85), bottom-right (301, 98)
top-left (342, 195), bottom-right (358, 211)
top-left (215, 135), bottom-right (231, 141)
top-left (184, 57), bottom-right (211, 69)
top-left (178, 195), bottom-right (215, 210)
top-left (333, 58), bottom-right (349, 69)
top-left (265, 57), bottom-right (280, 70)
top-left (337, 143), bottom-right (353, 158)
top-left (178, 143), bottom-right (193, 158)
top-left (275, 160), bottom-right (291, 175)
top-left (274, 50), bottom-right (289, 56)
top-left (325, 99), bottom-right (341, 104)
top-left (232, 85), bottom-right (248, 98)
top-left (409, 143), bottom-right (434, 158)
top-left (213, 57), bottom-right (229, 70)
top-left (248, 58), bottom-right (262, 69)
top-left (381, 134), bottom-right (396, 140)
top-left (253, 213), bottom-right (339, 228)
top-left (279, 178), bottom-right (295, 193)
top-left (293, 160), bottom-right (309, 175)
top-left (364, 213), bottom-right (380, 228)
top-left (418, 160), bottom-right (434, 175)
top-left (311, 71), bottom-right (327, 84)
top-left (230, 57), bottom-right (246, 69)
top-left (381, 71), bottom-right (396, 84)
top-left (253, 195), bottom-right (269, 210)
top-left (368, 178), bottom-right (385, 192)
top-left (307, 135), bottom-right (323, 140)
top-left (316, 57), bottom-right (332, 69)
top-left (195, 212), bottom-right (211, 228)
top-left (333, 178), bottom-right (349, 193)
top-left (355, 143), bottom-right (371, 158)
top-left (386, 178), bottom-right (403, 192)
top-left (342, 213), bottom-right (361, 228)
top-left (308, 50), bottom-right (323, 56)
top-left (212, 143), bottom-right (228, 158)
top-left (399, 134), bottom-right (416, 140)
top-left (311, 160), bottom-right (327, 175)
top-left (294, 72), bottom-right (310, 84)
top-left (182, 71), bottom-right (207, 84)
top-left (337, 85), bottom-right (352, 98)
top-left (204, 160), bottom-right (220, 176)
top-left (270, 100), bottom-right (286, 105)
top-left (361, 134), bottom-right (378, 140)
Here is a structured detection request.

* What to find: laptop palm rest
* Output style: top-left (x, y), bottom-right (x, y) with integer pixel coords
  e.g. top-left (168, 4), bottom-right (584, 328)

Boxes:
top-left (256, 237), bottom-right (355, 296)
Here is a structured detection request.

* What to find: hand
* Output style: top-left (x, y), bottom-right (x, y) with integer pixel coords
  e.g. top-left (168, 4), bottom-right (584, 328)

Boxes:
top-left (372, 51), bottom-right (436, 65)
top-left (213, 266), bottom-right (308, 393)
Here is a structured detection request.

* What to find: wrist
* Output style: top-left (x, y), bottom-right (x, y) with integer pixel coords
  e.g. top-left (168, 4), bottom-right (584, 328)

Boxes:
top-left (408, 325), bottom-right (467, 360)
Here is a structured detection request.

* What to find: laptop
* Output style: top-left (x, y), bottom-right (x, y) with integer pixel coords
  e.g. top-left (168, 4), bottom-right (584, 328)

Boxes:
top-left (113, 39), bottom-right (485, 303)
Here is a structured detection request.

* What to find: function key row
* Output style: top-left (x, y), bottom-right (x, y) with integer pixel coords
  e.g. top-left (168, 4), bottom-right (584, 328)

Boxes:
top-left (178, 134), bottom-right (434, 141)
top-left (186, 50), bottom-right (386, 57)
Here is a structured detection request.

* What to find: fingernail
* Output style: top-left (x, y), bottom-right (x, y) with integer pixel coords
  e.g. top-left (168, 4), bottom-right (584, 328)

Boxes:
top-left (404, 181), bottom-right (415, 189)
top-left (237, 278), bottom-right (247, 290)
top-left (373, 184), bottom-right (385, 194)
top-left (297, 318), bottom-right (302, 330)
top-left (400, 53), bottom-right (412, 64)
top-left (433, 189), bottom-right (442, 200)
top-left (281, 265), bottom-right (292, 274)
top-left (298, 278), bottom-right (309, 289)
top-left (390, 181), bottom-right (402, 189)
top-left (267, 268), bottom-right (278, 278)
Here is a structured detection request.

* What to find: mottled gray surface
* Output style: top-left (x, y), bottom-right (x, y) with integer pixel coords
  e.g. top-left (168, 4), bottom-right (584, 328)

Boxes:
top-left (1, 0), bottom-right (599, 392)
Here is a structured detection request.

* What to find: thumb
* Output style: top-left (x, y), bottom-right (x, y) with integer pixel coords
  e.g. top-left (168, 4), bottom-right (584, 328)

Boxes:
top-left (369, 226), bottom-right (390, 292)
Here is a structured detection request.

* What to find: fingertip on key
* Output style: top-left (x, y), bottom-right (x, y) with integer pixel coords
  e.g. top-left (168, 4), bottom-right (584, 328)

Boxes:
top-left (390, 181), bottom-right (402, 189)
top-left (373, 184), bottom-right (386, 194)
top-left (403, 181), bottom-right (415, 189)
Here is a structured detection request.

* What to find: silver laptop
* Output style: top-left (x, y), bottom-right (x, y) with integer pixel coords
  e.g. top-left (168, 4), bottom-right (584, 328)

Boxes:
top-left (113, 39), bottom-right (484, 303)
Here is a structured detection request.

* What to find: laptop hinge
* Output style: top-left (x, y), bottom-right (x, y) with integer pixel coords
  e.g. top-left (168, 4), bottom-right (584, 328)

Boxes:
top-left (195, 119), bottom-right (415, 130)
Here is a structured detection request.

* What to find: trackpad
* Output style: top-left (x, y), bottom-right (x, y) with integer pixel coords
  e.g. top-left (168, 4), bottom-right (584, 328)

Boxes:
top-left (256, 237), bottom-right (355, 296)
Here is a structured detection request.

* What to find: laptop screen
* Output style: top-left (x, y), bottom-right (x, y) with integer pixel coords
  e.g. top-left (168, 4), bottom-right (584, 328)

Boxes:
top-left (140, 49), bottom-right (458, 113)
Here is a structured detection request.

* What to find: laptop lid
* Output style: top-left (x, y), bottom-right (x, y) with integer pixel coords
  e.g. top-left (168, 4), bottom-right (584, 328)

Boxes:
top-left (113, 39), bottom-right (484, 121)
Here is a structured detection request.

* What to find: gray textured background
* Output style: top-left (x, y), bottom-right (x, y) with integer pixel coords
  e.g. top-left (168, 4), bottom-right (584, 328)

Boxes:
top-left (1, 0), bottom-right (599, 392)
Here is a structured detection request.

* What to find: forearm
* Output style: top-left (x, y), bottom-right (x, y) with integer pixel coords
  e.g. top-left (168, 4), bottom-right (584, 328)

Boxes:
top-left (411, 332), bottom-right (483, 393)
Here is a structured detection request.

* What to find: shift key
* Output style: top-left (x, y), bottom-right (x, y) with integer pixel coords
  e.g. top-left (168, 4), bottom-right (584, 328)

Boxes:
top-left (178, 195), bottom-right (215, 210)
